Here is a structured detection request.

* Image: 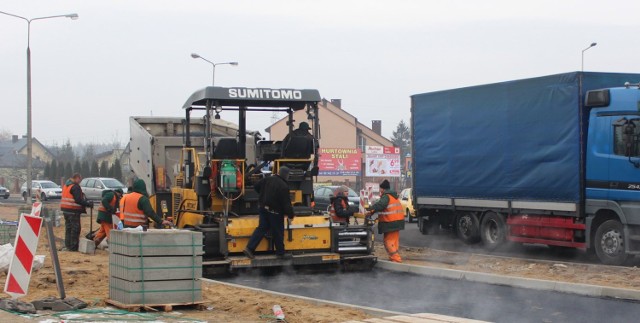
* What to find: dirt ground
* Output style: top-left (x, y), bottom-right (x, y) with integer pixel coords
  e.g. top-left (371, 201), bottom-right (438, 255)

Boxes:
top-left (0, 204), bottom-right (370, 323)
top-left (375, 244), bottom-right (640, 290)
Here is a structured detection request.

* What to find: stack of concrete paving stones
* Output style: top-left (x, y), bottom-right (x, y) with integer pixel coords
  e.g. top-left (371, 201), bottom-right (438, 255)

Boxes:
top-left (109, 230), bottom-right (204, 305)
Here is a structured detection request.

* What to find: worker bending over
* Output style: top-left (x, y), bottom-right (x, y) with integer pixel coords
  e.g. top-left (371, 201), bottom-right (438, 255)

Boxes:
top-left (366, 179), bottom-right (404, 263)
top-left (93, 188), bottom-right (123, 247)
top-left (119, 179), bottom-right (171, 228)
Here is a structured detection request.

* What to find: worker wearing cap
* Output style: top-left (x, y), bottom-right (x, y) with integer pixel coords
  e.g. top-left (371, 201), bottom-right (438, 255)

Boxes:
top-left (282, 122), bottom-right (317, 153)
top-left (93, 188), bottom-right (124, 247)
top-left (60, 173), bottom-right (93, 252)
top-left (119, 179), bottom-right (171, 229)
top-left (366, 179), bottom-right (404, 263)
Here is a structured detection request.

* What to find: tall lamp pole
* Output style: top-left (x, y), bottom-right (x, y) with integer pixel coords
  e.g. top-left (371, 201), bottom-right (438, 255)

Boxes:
top-left (190, 53), bottom-right (238, 162)
top-left (0, 11), bottom-right (78, 204)
top-left (190, 53), bottom-right (238, 86)
top-left (581, 42), bottom-right (597, 72)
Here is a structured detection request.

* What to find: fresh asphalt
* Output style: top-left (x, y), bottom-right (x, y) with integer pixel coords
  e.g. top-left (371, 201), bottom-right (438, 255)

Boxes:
top-left (215, 268), bottom-right (640, 323)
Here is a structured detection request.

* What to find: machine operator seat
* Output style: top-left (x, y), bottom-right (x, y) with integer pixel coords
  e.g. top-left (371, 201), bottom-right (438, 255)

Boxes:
top-left (281, 135), bottom-right (314, 159)
top-left (213, 137), bottom-right (242, 159)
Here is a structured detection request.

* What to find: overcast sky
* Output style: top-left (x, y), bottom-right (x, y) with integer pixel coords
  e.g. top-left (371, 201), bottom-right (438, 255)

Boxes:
top-left (1, 1), bottom-right (639, 147)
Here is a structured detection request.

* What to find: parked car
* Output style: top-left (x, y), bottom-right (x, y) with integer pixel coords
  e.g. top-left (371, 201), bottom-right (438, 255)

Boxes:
top-left (21, 180), bottom-right (62, 201)
top-left (80, 177), bottom-right (127, 200)
top-left (0, 186), bottom-right (10, 199)
top-left (399, 188), bottom-right (416, 223)
top-left (313, 185), bottom-right (360, 213)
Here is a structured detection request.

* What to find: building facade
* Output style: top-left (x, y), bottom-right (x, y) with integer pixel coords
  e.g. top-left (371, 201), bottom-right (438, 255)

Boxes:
top-left (266, 99), bottom-right (394, 190)
top-left (0, 135), bottom-right (52, 192)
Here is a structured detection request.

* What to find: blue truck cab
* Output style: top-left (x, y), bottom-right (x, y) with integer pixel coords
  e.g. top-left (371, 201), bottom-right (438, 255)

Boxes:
top-left (585, 84), bottom-right (640, 263)
top-left (411, 72), bottom-right (640, 265)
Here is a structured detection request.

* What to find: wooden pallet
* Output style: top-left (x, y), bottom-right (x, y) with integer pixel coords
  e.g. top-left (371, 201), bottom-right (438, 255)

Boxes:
top-left (105, 298), bottom-right (206, 312)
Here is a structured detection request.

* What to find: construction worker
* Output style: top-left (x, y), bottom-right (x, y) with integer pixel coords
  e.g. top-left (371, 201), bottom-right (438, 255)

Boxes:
top-left (244, 166), bottom-right (294, 259)
top-left (366, 179), bottom-right (404, 263)
top-left (119, 179), bottom-right (171, 228)
top-left (329, 186), bottom-right (353, 223)
top-left (282, 122), bottom-right (316, 153)
top-left (287, 122), bottom-right (313, 139)
top-left (60, 173), bottom-right (93, 251)
top-left (93, 188), bottom-right (123, 247)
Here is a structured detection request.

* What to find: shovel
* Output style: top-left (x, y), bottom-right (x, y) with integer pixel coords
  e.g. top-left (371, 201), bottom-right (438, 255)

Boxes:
top-left (85, 206), bottom-right (97, 240)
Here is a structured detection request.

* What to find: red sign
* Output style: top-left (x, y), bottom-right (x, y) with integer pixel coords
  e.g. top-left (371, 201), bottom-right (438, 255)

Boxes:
top-left (5, 203), bottom-right (43, 299)
top-left (318, 148), bottom-right (361, 176)
top-left (365, 146), bottom-right (399, 154)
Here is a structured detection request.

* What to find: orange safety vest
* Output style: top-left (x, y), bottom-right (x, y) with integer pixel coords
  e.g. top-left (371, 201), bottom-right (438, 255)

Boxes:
top-left (119, 192), bottom-right (147, 227)
top-left (98, 194), bottom-right (117, 213)
top-left (378, 194), bottom-right (404, 223)
top-left (60, 183), bottom-right (84, 213)
top-left (329, 198), bottom-right (348, 223)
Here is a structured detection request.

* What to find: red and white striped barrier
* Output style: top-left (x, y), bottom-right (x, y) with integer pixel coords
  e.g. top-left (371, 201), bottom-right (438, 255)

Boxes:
top-left (4, 202), bottom-right (43, 299)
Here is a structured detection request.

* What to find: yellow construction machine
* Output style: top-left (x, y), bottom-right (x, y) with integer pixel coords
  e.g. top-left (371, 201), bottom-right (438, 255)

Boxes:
top-left (132, 86), bottom-right (376, 272)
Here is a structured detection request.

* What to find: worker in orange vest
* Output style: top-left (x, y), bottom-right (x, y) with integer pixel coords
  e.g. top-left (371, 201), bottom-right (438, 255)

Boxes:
top-left (93, 188), bottom-right (123, 247)
top-left (366, 179), bottom-right (404, 263)
top-left (60, 173), bottom-right (93, 251)
top-left (119, 179), bottom-right (171, 228)
top-left (329, 186), bottom-right (354, 224)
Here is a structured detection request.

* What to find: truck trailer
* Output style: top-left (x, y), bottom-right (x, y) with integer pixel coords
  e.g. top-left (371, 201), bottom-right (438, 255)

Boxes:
top-left (411, 72), bottom-right (640, 265)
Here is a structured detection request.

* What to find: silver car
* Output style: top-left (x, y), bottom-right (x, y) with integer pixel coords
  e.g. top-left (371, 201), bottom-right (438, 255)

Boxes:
top-left (21, 180), bottom-right (62, 201)
top-left (80, 177), bottom-right (127, 200)
top-left (0, 186), bottom-right (9, 199)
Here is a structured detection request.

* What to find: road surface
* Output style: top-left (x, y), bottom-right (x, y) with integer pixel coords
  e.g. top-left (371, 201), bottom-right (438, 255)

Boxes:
top-left (0, 195), bottom-right (59, 205)
top-left (214, 268), bottom-right (640, 323)
top-left (387, 221), bottom-right (640, 266)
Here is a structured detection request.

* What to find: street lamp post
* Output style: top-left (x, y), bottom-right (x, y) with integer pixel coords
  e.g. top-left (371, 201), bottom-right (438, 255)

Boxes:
top-left (190, 53), bottom-right (238, 86)
top-left (0, 11), bottom-right (78, 204)
top-left (190, 53), bottom-right (238, 164)
top-left (581, 42), bottom-right (597, 72)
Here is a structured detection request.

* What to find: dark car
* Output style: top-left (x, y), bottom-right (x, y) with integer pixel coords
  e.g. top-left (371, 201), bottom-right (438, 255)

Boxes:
top-left (313, 185), bottom-right (360, 213)
top-left (0, 186), bottom-right (9, 199)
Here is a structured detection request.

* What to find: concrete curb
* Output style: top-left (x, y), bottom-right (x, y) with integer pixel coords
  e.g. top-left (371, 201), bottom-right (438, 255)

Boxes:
top-left (201, 278), bottom-right (407, 317)
top-left (377, 260), bottom-right (640, 301)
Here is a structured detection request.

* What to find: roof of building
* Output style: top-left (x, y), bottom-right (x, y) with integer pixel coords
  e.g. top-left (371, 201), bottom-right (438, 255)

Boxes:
top-left (0, 137), bottom-right (51, 168)
top-left (0, 151), bottom-right (45, 168)
top-left (94, 148), bottom-right (125, 160)
top-left (265, 99), bottom-right (393, 146)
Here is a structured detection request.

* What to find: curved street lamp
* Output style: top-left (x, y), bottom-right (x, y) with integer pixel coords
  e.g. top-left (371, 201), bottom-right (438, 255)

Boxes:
top-left (581, 42), bottom-right (597, 72)
top-left (0, 10), bottom-right (79, 203)
top-left (190, 53), bottom-right (238, 86)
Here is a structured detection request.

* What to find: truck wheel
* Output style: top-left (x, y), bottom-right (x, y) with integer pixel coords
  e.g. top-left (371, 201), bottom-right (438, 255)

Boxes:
top-left (455, 212), bottom-right (480, 244)
top-left (480, 212), bottom-right (506, 251)
top-left (594, 220), bottom-right (628, 266)
top-left (418, 217), bottom-right (428, 235)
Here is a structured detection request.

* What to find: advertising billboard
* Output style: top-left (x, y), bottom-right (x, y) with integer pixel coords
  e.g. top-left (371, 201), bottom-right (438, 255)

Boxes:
top-left (365, 146), bottom-right (401, 177)
top-left (318, 148), bottom-right (362, 176)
